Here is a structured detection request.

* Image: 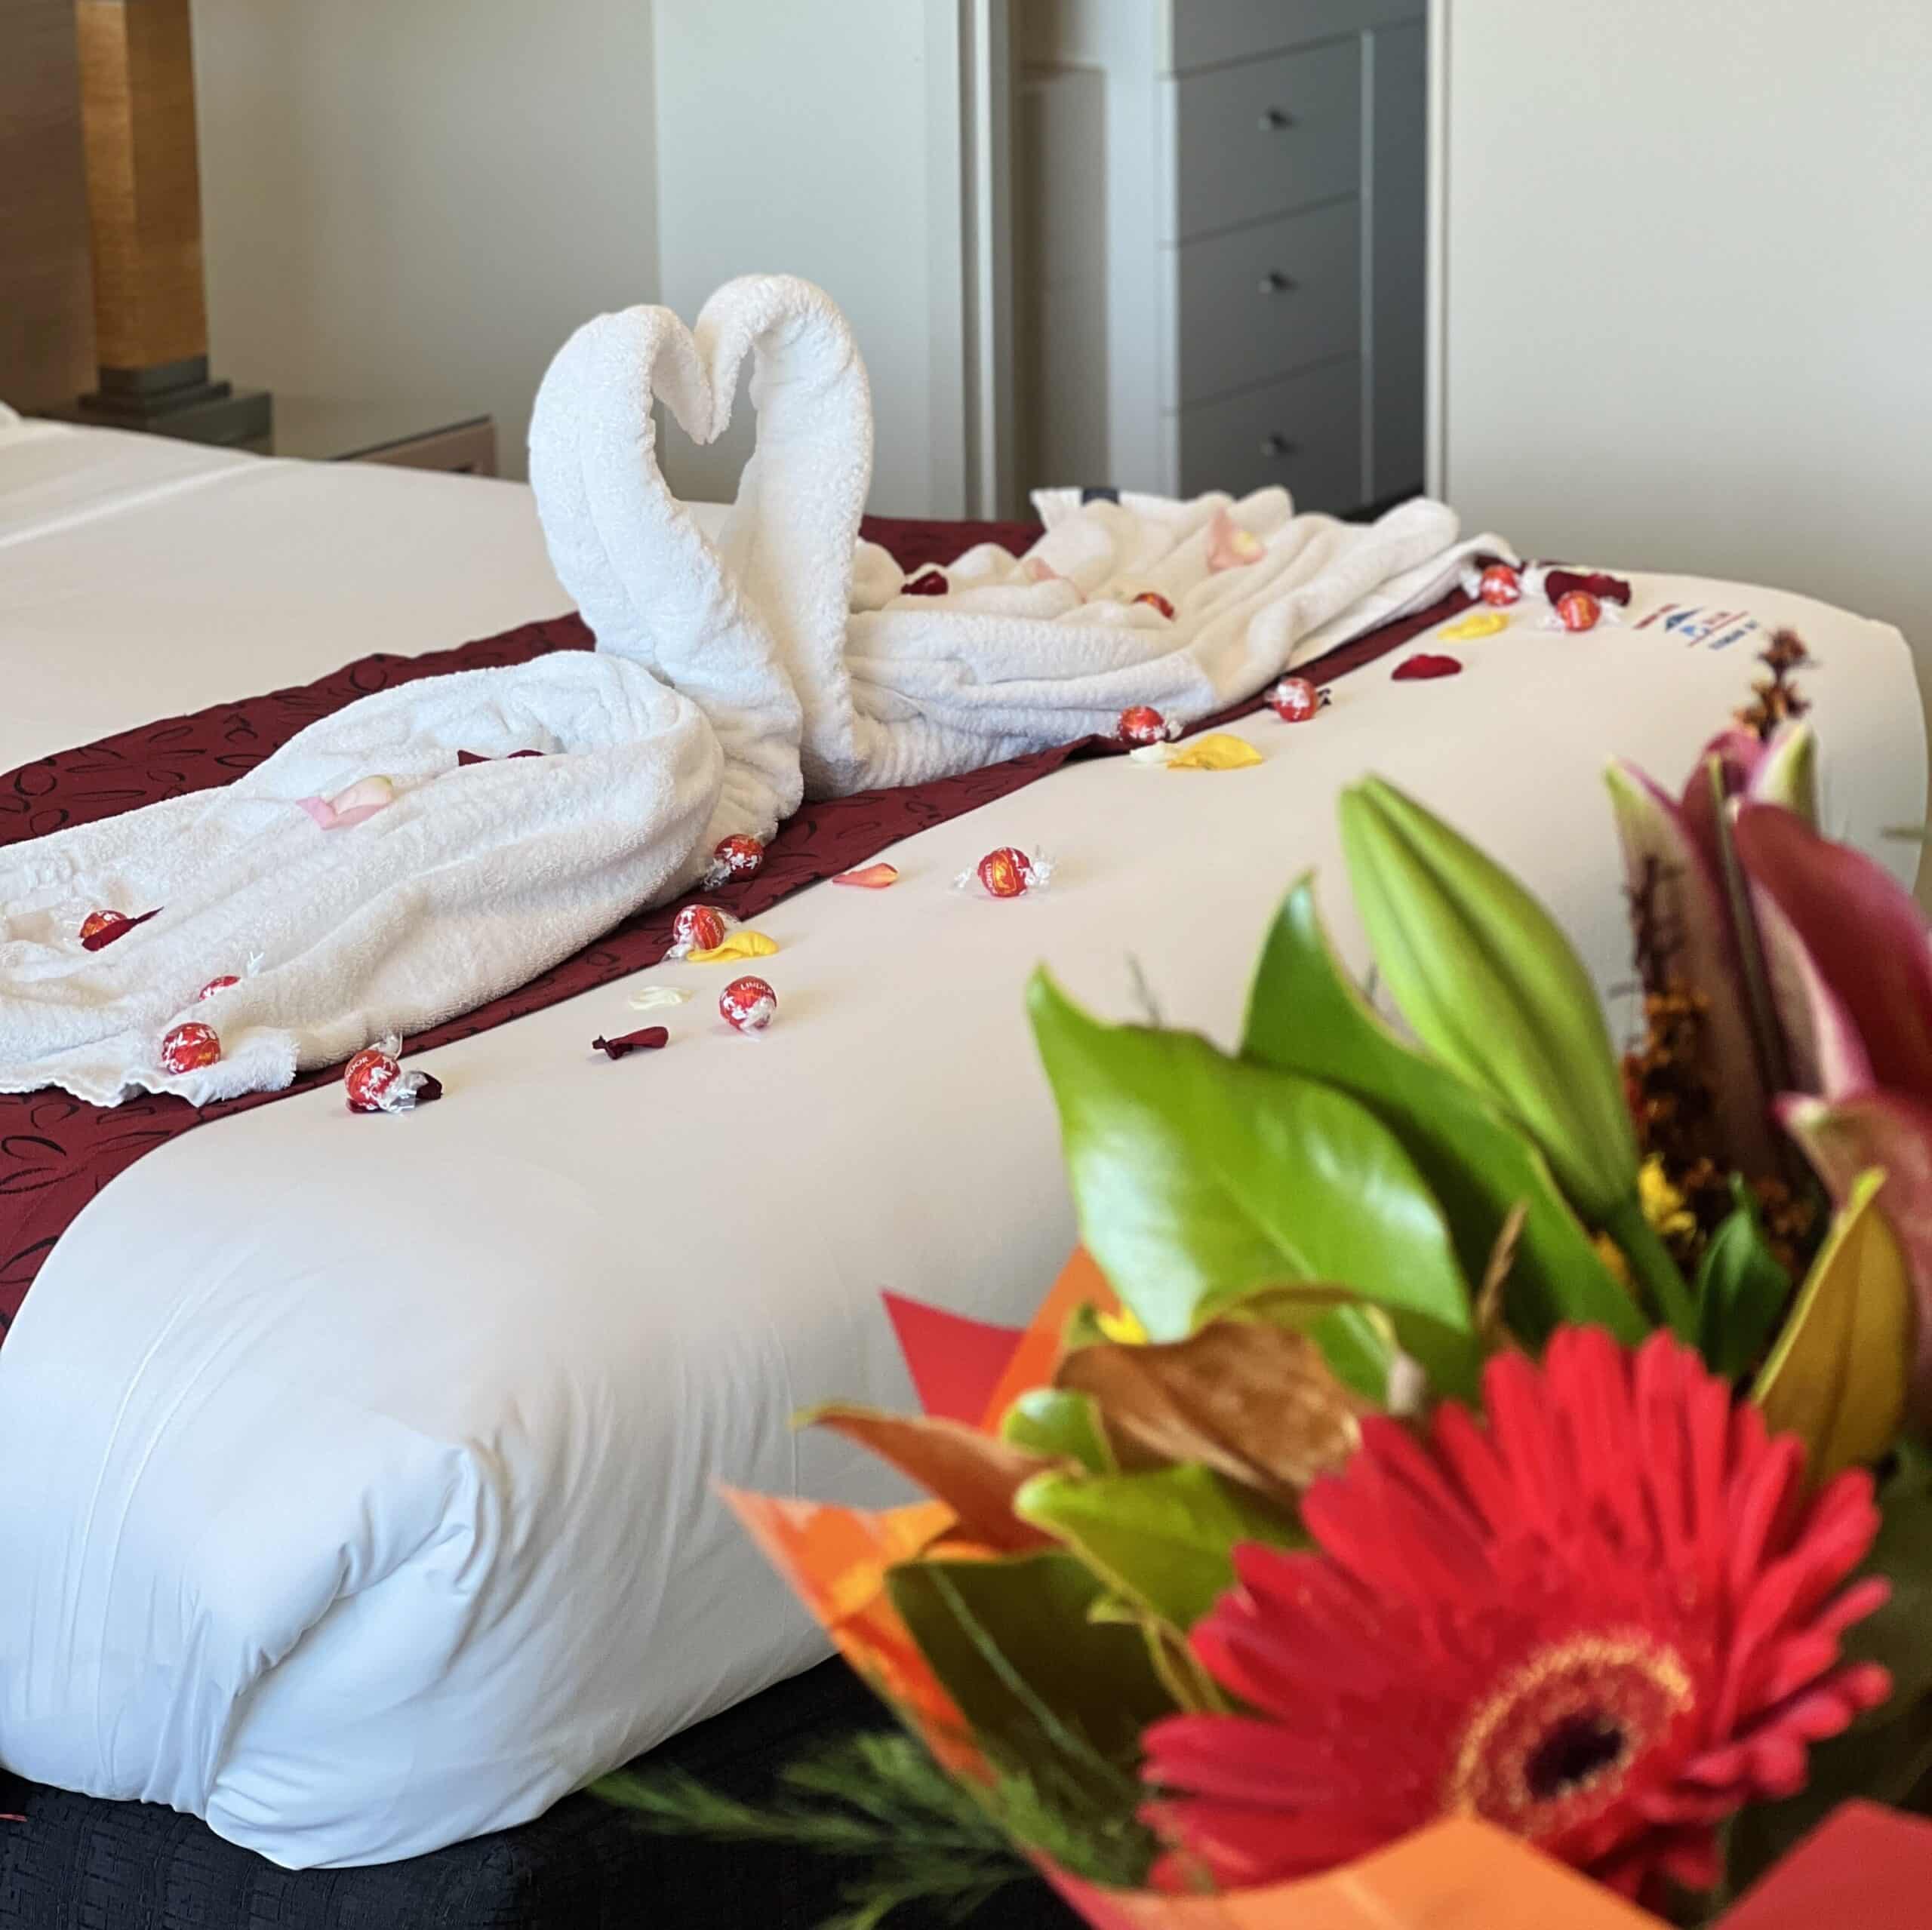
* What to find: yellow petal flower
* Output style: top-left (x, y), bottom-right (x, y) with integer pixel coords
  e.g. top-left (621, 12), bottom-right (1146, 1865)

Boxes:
top-left (1095, 1305), bottom-right (1149, 1346)
top-left (1441, 610), bottom-right (1510, 641)
top-left (1638, 1156), bottom-right (1697, 1242)
top-left (689, 929), bottom-right (780, 963)
top-left (1130, 733), bottom-right (1264, 772)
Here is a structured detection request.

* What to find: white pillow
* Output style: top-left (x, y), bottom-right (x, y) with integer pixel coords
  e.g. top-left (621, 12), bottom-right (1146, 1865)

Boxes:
top-left (0, 401), bottom-right (20, 429)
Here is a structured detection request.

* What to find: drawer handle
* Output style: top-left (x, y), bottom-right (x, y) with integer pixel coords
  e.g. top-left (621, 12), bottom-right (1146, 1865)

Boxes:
top-left (1259, 106), bottom-right (1295, 131)
top-left (1261, 435), bottom-right (1298, 459)
top-left (1259, 271), bottom-right (1297, 295)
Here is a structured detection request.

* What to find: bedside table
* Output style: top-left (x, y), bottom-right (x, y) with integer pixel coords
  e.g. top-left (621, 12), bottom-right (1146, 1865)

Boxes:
top-left (267, 400), bottom-right (498, 477)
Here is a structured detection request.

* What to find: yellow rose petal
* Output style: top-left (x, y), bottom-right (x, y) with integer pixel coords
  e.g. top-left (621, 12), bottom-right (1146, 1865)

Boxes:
top-left (1441, 610), bottom-right (1510, 641)
top-left (1164, 733), bottom-right (1264, 772)
top-left (688, 929), bottom-right (780, 963)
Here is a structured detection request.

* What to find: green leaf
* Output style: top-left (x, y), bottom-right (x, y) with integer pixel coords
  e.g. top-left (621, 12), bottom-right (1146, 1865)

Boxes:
top-left (1241, 877), bottom-right (1644, 1346)
top-left (1696, 1179), bottom-right (1794, 1378)
top-left (1027, 970), bottom-right (1479, 1396)
top-left (1752, 1170), bottom-right (1912, 1480)
top-left (884, 1551), bottom-right (1175, 1800)
top-left (1015, 1463), bottom-right (1300, 1633)
top-left (1337, 778), bottom-right (1640, 1228)
top-left (1852, 1443), bottom-right (1932, 1711)
top-left (1000, 1388), bottom-right (1115, 1474)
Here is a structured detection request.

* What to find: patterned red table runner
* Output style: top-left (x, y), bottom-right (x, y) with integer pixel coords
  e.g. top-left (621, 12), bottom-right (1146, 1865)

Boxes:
top-left (0, 515), bottom-right (1468, 1329)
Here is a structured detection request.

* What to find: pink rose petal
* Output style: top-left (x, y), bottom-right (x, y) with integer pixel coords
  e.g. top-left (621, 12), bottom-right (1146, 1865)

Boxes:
top-left (833, 863), bottom-right (900, 889)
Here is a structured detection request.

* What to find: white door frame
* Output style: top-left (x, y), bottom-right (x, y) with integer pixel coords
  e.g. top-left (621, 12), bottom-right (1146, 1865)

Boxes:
top-left (925, 0), bottom-right (1015, 519)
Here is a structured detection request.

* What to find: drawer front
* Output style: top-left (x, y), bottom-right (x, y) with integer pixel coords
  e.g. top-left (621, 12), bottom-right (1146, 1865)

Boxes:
top-left (1177, 199), bottom-right (1360, 405)
top-left (1177, 361), bottom-right (1364, 513)
top-left (1168, 1), bottom-right (1427, 74)
top-left (1172, 37), bottom-right (1361, 240)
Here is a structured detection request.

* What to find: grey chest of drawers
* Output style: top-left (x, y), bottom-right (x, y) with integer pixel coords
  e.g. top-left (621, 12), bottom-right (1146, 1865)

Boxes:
top-left (1015, 0), bottom-right (1428, 515)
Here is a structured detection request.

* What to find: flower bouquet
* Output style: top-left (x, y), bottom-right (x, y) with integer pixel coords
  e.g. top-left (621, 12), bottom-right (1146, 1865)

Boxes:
top-left (612, 635), bottom-right (1932, 1928)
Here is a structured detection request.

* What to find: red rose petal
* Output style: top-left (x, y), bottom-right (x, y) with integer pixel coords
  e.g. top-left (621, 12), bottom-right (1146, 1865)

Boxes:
top-left (1392, 653), bottom-right (1464, 681)
top-left (593, 1026), bottom-right (670, 1060)
top-left (904, 569), bottom-right (948, 597)
top-left (81, 907), bottom-right (161, 951)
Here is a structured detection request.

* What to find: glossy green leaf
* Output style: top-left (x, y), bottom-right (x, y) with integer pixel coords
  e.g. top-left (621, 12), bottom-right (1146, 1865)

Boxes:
top-left (1753, 1170), bottom-right (1912, 1480)
top-left (1241, 877), bottom-right (1644, 1345)
top-left (1000, 1388), bottom-right (1115, 1474)
top-left (885, 1551), bottom-right (1174, 1796)
top-left (1696, 1179), bottom-right (1795, 1378)
top-left (1337, 778), bottom-right (1639, 1227)
top-left (1014, 1463), bottom-right (1301, 1633)
top-left (1028, 970), bottom-right (1478, 1396)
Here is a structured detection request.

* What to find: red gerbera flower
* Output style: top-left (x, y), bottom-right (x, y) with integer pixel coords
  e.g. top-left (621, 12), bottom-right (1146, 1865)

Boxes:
top-left (1141, 1329), bottom-right (1892, 1902)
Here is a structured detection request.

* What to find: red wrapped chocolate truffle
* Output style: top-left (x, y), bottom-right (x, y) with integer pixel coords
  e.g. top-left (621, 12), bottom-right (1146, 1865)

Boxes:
top-left (705, 834), bottom-right (765, 887)
top-left (1556, 589), bottom-right (1604, 632)
top-left (1477, 563), bottom-right (1523, 607)
top-left (79, 909), bottom-right (128, 943)
top-left (343, 1037), bottom-right (441, 1113)
top-left (958, 845), bottom-right (1052, 899)
top-left (1267, 676), bottom-right (1329, 723)
top-left (719, 975), bottom-right (777, 1034)
top-left (1115, 705), bottom-right (1177, 746)
top-left (197, 975), bottom-right (240, 1001)
top-left (159, 1022), bottom-right (221, 1074)
top-left (669, 902), bottom-right (737, 957)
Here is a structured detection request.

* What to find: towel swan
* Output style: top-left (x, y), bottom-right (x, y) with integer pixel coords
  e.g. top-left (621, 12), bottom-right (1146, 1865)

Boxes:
top-left (530, 275), bottom-right (1499, 798)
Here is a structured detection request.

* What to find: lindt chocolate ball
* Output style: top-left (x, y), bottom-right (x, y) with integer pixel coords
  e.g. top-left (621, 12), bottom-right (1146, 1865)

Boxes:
top-left (343, 1045), bottom-right (403, 1113)
top-left (673, 904), bottom-right (731, 954)
top-left (198, 975), bottom-right (240, 1001)
top-left (710, 834), bottom-right (764, 880)
top-left (79, 909), bottom-right (128, 943)
top-left (159, 1022), bottom-right (221, 1074)
top-left (1267, 676), bottom-right (1326, 723)
top-left (1556, 589), bottom-right (1603, 632)
top-left (1478, 564), bottom-right (1523, 607)
top-left (1132, 590), bottom-right (1176, 620)
top-left (977, 847), bottom-right (1035, 899)
top-left (720, 975), bottom-right (777, 1034)
top-left (1116, 705), bottom-right (1172, 746)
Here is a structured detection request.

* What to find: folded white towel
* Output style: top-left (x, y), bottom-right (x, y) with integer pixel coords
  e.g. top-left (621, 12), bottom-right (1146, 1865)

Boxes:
top-left (0, 656), bottom-right (728, 1105)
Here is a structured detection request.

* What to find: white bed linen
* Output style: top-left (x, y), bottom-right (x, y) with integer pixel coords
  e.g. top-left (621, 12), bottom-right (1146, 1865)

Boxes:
top-left (0, 420), bottom-right (1924, 1867)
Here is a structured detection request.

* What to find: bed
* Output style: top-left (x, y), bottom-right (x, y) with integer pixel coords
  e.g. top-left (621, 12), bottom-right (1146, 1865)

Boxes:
top-left (0, 406), bottom-right (1924, 1919)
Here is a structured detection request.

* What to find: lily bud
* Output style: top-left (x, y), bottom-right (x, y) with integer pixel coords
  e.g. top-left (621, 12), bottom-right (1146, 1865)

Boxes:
top-left (1338, 777), bottom-right (1638, 1227)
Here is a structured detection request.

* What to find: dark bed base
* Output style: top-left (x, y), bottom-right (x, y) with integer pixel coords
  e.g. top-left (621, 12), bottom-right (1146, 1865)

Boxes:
top-left (0, 1658), bottom-right (1077, 1929)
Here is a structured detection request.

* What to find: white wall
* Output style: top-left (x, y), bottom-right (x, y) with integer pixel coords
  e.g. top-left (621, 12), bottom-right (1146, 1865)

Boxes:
top-left (652, 0), bottom-right (968, 517)
top-left (1436, 0), bottom-right (1932, 748)
top-left (192, 0), bottom-right (660, 480)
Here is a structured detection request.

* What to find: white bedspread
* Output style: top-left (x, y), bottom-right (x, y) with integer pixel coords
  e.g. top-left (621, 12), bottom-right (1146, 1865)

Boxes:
top-left (0, 418), bottom-right (1923, 1868)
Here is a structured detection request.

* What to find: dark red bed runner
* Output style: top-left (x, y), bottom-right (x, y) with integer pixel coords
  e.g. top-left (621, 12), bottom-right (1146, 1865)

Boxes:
top-left (0, 516), bottom-right (1470, 1330)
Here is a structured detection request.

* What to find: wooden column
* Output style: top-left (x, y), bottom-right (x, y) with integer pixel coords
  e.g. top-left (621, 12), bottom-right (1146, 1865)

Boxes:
top-left (0, 0), bottom-right (96, 409)
top-left (70, 0), bottom-right (268, 441)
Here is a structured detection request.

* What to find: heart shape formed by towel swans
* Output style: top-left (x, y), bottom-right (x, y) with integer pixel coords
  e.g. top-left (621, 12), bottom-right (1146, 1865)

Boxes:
top-left (528, 273), bottom-right (1491, 798)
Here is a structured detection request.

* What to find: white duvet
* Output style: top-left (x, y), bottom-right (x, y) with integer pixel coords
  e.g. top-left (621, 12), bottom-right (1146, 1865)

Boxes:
top-left (0, 419), bottom-right (1923, 1869)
